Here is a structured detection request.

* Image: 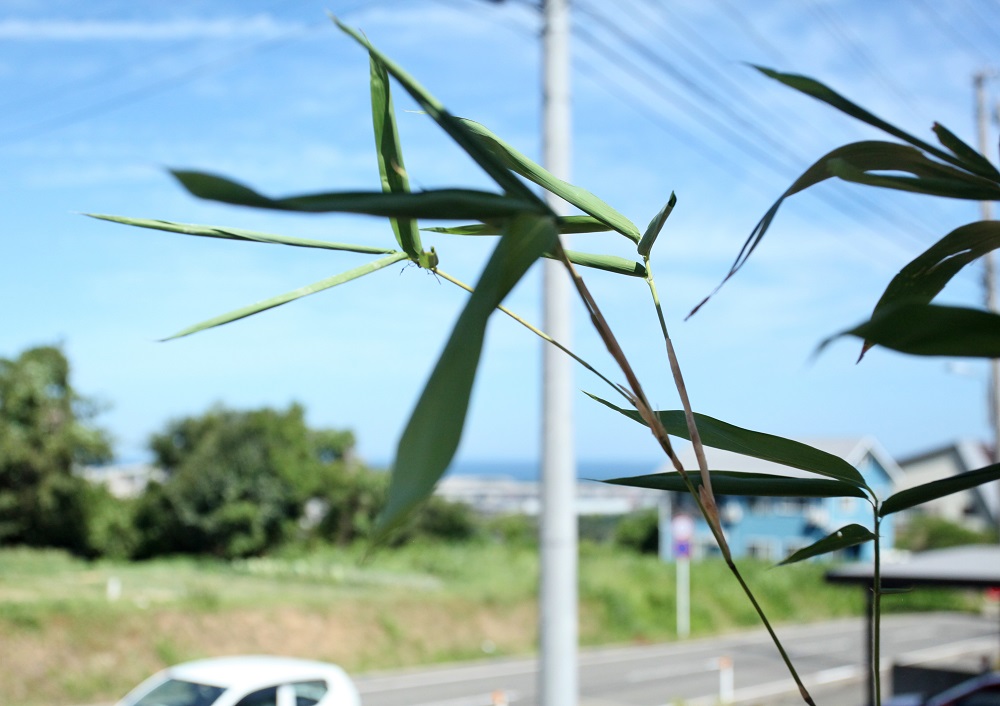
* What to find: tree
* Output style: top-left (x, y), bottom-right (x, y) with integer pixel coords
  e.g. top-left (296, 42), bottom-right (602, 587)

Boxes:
top-left (0, 345), bottom-right (112, 553)
top-left (137, 404), bottom-right (364, 558)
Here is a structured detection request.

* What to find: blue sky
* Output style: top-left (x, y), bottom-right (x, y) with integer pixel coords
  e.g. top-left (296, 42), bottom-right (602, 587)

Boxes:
top-left (1, 0), bottom-right (997, 470)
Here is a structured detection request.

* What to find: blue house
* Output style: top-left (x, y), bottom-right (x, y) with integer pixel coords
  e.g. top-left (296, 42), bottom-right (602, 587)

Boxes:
top-left (657, 437), bottom-right (901, 563)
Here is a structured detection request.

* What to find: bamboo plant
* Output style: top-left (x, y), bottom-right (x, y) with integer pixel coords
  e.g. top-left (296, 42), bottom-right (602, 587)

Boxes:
top-left (90, 20), bottom-right (1000, 706)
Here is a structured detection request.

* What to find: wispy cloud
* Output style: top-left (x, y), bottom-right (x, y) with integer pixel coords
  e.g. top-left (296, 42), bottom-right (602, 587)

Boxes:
top-left (0, 15), bottom-right (307, 41)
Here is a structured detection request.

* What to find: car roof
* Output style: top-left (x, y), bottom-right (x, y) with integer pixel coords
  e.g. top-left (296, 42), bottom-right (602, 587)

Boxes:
top-left (167, 656), bottom-right (349, 691)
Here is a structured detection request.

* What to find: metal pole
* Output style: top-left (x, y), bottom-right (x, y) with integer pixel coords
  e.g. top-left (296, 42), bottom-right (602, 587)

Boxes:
top-left (975, 72), bottom-right (1000, 466)
top-left (539, 1), bottom-right (577, 705)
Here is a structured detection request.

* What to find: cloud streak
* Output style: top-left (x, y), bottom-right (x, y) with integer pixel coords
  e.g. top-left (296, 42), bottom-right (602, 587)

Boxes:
top-left (0, 15), bottom-right (307, 41)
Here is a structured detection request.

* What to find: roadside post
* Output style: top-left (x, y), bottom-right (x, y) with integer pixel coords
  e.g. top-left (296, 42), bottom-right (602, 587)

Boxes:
top-left (672, 513), bottom-right (694, 639)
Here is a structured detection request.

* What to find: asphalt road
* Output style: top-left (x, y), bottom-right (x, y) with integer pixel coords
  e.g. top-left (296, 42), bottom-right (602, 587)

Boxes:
top-left (354, 613), bottom-right (999, 706)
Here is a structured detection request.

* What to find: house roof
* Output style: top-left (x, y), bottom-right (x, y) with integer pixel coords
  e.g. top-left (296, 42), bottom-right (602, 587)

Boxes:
top-left (825, 545), bottom-right (1000, 589)
top-left (897, 439), bottom-right (999, 521)
top-left (663, 436), bottom-right (902, 485)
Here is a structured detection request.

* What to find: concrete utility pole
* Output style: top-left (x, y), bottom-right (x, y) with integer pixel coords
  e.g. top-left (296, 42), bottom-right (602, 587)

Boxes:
top-left (539, 0), bottom-right (578, 705)
top-left (974, 71), bottom-right (1000, 469)
top-left (975, 71), bottom-right (1000, 546)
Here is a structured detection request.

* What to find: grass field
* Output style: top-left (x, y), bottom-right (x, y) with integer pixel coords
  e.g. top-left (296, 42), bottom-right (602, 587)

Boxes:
top-left (0, 543), bottom-right (978, 706)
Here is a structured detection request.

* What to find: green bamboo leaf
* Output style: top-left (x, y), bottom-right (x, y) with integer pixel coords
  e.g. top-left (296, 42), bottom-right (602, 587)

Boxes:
top-left (637, 192), bottom-right (677, 258)
top-left (551, 250), bottom-right (645, 277)
top-left (585, 392), bottom-right (867, 487)
top-left (171, 171), bottom-right (543, 219)
top-left (753, 67), bottom-right (963, 169)
top-left (164, 252), bottom-right (408, 340)
top-left (859, 221), bottom-right (1000, 359)
top-left (690, 140), bottom-right (998, 317)
top-left (823, 302), bottom-right (1000, 358)
top-left (872, 222), bottom-right (1000, 312)
top-left (879, 463), bottom-right (1000, 517)
top-left (606, 470), bottom-right (868, 499)
top-left (380, 214), bottom-right (558, 534)
top-left (424, 215), bottom-right (611, 236)
top-left (334, 19), bottom-right (543, 207)
top-left (827, 157), bottom-right (1000, 201)
top-left (86, 214), bottom-right (398, 255)
top-left (370, 54), bottom-right (421, 260)
top-left (932, 122), bottom-right (1000, 180)
top-left (457, 118), bottom-right (641, 242)
top-left (777, 524), bottom-right (876, 566)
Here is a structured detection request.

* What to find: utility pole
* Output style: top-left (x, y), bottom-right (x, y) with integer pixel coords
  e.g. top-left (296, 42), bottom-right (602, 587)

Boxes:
top-left (974, 69), bottom-right (1000, 543)
top-left (540, 0), bottom-right (577, 705)
top-left (975, 71), bottom-right (1000, 467)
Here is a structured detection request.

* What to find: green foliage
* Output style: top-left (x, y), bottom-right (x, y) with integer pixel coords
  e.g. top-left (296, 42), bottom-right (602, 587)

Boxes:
top-left (138, 404), bottom-right (354, 558)
top-left (895, 514), bottom-right (999, 552)
top-left (612, 509), bottom-right (659, 555)
top-left (0, 346), bottom-right (111, 553)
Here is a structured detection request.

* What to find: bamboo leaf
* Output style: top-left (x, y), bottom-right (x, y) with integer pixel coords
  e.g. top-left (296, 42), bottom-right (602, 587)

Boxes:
top-left (380, 214), bottom-right (558, 534)
top-left (879, 463), bottom-right (1000, 517)
top-left (777, 524), bottom-right (876, 566)
top-left (424, 215), bottom-right (611, 236)
top-left (585, 392), bottom-right (867, 487)
top-left (823, 302), bottom-right (1000, 358)
top-left (370, 54), bottom-right (422, 259)
top-left (606, 470), bottom-right (868, 499)
top-left (690, 140), bottom-right (1000, 317)
top-left (932, 122), bottom-right (1000, 180)
top-left (86, 214), bottom-right (398, 255)
top-left (458, 118), bottom-right (642, 242)
top-left (334, 19), bottom-right (543, 207)
top-left (171, 171), bottom-right (543, 219)
top-left (827, 157), bottom-right (1000, 201)
top-left (753, 67), bottom-right (963, 169)
top-left (552, 250), bottom-right (646, 277)
top-left (860, 221), bottom-right (1000, 358)
top-left (637, 192), bottom-right (677, 258)
top-left (163, 252), bottom-right (408, 340)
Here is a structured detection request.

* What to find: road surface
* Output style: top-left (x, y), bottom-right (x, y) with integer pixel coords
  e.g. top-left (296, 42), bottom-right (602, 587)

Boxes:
top-left (354, 613), bottom-right (998, 706)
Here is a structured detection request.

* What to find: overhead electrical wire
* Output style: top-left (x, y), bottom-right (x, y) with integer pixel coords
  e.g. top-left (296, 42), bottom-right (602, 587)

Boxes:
top-left (911, 0), bottom-right (995, 66)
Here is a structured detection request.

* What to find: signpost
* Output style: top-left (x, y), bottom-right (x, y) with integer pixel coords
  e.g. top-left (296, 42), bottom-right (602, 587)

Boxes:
top-left (672, 514), bottom-right (694, 638)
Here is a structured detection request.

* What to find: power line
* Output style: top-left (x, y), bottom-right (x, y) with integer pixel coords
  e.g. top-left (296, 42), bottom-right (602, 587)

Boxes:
top-left (911, 0), bottom-right (995, 65)
top-left (804, 0), bottom-right (927, 122)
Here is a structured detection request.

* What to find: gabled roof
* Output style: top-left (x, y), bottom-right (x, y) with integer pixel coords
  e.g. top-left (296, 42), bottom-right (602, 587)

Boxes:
top-left (897, 438), bottom-right (998, 520)
top-left (664, 436), bottom-right (902, 485)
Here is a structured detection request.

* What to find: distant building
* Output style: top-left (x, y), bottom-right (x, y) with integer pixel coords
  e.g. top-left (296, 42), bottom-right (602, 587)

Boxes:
top-left (896, 439), bottom-right (999, 533)
top-left (78, 463), bottom-right (165, 498)
top-left (657, 437), bottom-right (901, 563)
top-left (434, 474), bottom-right (661, 516)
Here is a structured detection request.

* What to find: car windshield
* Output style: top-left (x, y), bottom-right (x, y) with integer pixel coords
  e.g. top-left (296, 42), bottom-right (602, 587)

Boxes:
top-left (129, 678), bottom-right (226, 706)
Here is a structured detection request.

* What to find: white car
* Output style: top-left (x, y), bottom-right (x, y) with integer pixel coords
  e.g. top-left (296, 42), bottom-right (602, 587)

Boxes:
top-left (116, 656), bottom-right (362, 706)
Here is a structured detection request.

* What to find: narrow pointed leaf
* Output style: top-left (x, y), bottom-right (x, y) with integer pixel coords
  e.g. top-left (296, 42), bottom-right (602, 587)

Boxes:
top-left (457, 118), bottom-right (641, 242)
top-left (872, 221), bottom-right (1000, 313)
top-left (606, 470), bottom-right (868, 498)
top-left (86, 214), bottom-right (398, 255)
top-left (370, 54), bottom-right (421, 260)
top-left (690, 140), bottom-right (1000, 317)
top-left (585, 392), bottom-right (867, 487)
top-left (880, 462), bottom-right (1000, 517)
top-left (753, 67), bottom-right (962, 169)
top-left (860, 221), bottom-right (1000, 358)
top-left (334, 19), bottom-right (542, 207)
top-left (777, 524), bottom-right (876, 566)
top-left (827, 157), bottom-right (1000, 201)
top-left (424, 215), bottom-right (611, 236)
top-left (547, 250), bottom-right (645, 277)
top-left (171, 171), bottom-right (542, 219)
top-left (823, 302), bottom-right (1000, 358)
top-left (380, 215), bottom-right (558, 534)
top-left (637, 192), bottom-right (677, 258)
top-left (932, 122), bottom-right (1000, 180)
top-left (164, 252), bottom-right (408, 340)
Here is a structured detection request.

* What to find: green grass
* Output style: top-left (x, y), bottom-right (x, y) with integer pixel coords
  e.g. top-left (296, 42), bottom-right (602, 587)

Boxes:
top-left (0, 543), bottom-right (981, 706)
